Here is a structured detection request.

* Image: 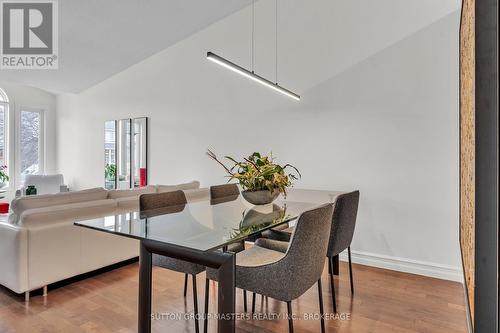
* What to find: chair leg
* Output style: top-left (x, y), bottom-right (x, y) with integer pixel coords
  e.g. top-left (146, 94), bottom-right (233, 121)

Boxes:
top-left (317, 279), bottom-right (325, 333)
top-left (332, 255), bottom-right (340, 275)
top-left (348, 246), bottom-right (354, 294)
top-left (243, 289), bottom-right (247, 312)
top-left (252, 292), bottom-right (256, 313)
top-left (192, 275), bottom-right (199, 333)
top-left (204, 279), bottom-right (209, 333)
top-left (184, 273), bottom-right (189, 297)
top-left (329, 257), bottom-right (337, 313)
top-left (286, 301), bottom-right (294, 333)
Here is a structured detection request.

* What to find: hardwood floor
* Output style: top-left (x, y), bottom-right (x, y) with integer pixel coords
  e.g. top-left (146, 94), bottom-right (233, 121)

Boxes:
top-left (0, 261), bottom-right (467, 333)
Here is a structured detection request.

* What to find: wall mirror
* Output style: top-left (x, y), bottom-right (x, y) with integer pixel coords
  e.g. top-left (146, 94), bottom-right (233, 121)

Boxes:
top-left (131, 117), bottom-right (148, 188)
top-left (116, 119), bottom-right (131, 189)
top-left (104, 120), bottom-right (116, 189)
top-left (104, 117), bottom-right (147, 189)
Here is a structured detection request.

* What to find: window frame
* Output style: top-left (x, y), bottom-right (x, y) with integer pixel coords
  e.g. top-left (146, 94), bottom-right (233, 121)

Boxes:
top-left (15, 106), bottom-right (45, 184)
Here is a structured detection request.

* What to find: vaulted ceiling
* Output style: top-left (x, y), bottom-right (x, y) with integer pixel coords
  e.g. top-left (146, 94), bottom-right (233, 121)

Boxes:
top-left (0, 0), bottom-right (250, 93)
top-left (0, 0), bottom-right (460, 95)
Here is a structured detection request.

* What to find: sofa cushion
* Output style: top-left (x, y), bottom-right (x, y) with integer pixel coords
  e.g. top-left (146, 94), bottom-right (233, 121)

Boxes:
top-left (107, 185), bottom-right (156, 199)
top-left (17, 199), bottom-right (118, 228)
top-left (115, 196), bottom-right (139, 212)
top-left (11, 188), bottom-right (108, 216)
top-left (156, 181), bottom-right (200, 193)
top-left (184, 188), bottom-right (209, 202)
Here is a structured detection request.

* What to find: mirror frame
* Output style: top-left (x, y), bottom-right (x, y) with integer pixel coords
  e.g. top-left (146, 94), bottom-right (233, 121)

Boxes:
top-left (131, 117), bottom-right (148, 188)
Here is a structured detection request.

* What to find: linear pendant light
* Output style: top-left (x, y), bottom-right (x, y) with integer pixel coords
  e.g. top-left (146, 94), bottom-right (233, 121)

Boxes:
top-left (206, 52), bottom-right (300, 101)
top-left (206, 0), bottom-right (300, 101)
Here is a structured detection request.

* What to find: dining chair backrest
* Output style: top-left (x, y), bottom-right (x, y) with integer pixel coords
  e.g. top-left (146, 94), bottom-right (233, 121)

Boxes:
top-left (210, 184), bottom-right (240, 199)
top-left (280, 203), bottom-right (334, 300)
top-left (210, 183), bottom-right (240, 205)
top-left (327, 191), bottom-right (360, 257)
top-left (140, 190), bottom-right (187, 211)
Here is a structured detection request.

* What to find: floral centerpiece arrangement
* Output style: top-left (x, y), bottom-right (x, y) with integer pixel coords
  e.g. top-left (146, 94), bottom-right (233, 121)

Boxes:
top-left (207, 150), bottom-right (300, 204)
top-left (0, 165), bottom-right (9, 188)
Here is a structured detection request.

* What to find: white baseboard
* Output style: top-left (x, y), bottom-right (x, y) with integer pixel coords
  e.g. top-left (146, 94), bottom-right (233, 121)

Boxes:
top-left (339, 250), bottom-right (464, 282)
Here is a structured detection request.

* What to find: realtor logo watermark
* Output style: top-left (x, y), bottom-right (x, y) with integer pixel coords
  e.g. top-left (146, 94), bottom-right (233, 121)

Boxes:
top-left (0, 0), bottom-right (58, 69)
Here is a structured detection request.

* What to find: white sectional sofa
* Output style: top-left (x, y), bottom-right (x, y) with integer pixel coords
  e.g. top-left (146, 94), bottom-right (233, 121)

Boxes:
top-left (0, 181), bottom-right (204, 299)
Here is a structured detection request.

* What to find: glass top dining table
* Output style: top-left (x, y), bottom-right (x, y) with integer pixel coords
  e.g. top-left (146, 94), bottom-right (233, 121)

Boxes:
top-left (75, 195), bottom-right (319, 252)
top-left (74, 194), bottom-right (323, 333)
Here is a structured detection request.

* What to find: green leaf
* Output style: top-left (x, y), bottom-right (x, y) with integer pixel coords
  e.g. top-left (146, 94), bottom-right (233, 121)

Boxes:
top-left (224, 155), bottom-right (239, 164)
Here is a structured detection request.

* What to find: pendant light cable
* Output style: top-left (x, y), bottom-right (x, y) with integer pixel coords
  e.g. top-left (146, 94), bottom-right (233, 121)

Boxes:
top-left (206, 0), bottom-right (300, 100)
top-left (275, 0), bottom-right (278, 84)
top-left (251, 0), bottom-right (255, 73)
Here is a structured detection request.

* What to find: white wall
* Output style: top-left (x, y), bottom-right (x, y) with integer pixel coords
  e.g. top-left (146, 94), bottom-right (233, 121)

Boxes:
top-left (56, 1), bottom-right (461, 280)
top-left (0, 82), bottom-right (57, 197)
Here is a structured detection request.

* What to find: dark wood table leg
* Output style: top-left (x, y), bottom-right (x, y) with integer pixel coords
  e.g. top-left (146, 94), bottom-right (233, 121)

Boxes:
top-left (138, 241), bottom-right (152, 333)
top-left (217, 252), bottom-right (236, 333)
top-left (139, 239), bottom-right (236, 333)
top-left (332, 255), bottom-right (339, 276)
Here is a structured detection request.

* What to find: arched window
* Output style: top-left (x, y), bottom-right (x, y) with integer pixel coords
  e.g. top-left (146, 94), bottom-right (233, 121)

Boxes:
top-left (0, 88), bottom-right (9, 183)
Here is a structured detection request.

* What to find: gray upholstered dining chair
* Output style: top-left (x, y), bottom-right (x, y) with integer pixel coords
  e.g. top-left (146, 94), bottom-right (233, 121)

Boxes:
top-left (208, 184), bottom-right (248, 312)
top-left (209, 184), bottom-right (245, 253)
top-left (256, 190), bottom-right (360, 313)
top-left (140, 190), bottom-right (187, 211)
top-left (210, 183), bottom-right (239, 203)
top-left (139, 190), bottom-right (205, 333)
top-left (203, 203), bottom-right (334, 333)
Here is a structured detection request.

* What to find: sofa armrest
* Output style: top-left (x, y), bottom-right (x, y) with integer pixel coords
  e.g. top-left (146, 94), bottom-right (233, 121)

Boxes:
top-left (0, 222), bottom-right (29, 293)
